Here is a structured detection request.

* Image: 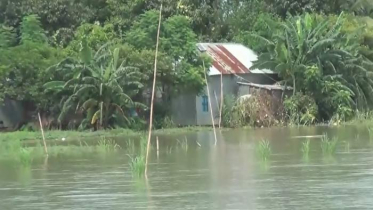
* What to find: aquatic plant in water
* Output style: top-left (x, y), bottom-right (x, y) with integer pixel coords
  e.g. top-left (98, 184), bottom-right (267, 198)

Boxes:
top-left (18, 148), bottom-right (32, 166)
top-left (139, 136), bottom-right (147, 155)
top-left (256, 139), bottom-right (271, 161)
top-left (96, 137), bottom-right (120, 153)
top-left (128, 155), bottom-right (145, 177)
top-left (125, 139), bottom-right (136, 155)
top-left (321, 135), bottom-right (338, 156)
top-left (301, 139), bottom-right (310, 156)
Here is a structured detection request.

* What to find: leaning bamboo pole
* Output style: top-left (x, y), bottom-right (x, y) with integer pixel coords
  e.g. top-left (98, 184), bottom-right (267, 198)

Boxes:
top-left (219, 72), bottom-right (223, 128)
top-left (203, 61), bottom-right (218, 146)
top-left (38, 112), bottom-right (48, 155)
top-left (145, 3), bottom-right (162, 177)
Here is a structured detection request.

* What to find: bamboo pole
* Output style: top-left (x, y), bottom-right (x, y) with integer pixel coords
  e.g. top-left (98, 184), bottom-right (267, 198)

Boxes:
top-left (38, 112), bottom-right (48, 155)
top-left (203, 61), bottom-right (218, 146)
top-left (156, 136), bottom-right (160, 158)
top-left (145, 3), bottom-right (162, 177)
top-left (219, 72), bottom-right (223, 128)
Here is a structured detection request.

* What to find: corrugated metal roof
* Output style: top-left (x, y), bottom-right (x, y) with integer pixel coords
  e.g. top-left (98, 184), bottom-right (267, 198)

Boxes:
top-left (197, 43), bottom-right (274, 75)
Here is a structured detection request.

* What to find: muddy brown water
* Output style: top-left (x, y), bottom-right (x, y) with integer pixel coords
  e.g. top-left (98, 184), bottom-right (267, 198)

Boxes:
top-left (1, 125), bottom-right (373, 209)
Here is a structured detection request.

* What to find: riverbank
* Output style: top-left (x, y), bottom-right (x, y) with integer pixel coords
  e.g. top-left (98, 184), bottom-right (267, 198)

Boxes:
top-left (0, 126), bottom-right (215, 142)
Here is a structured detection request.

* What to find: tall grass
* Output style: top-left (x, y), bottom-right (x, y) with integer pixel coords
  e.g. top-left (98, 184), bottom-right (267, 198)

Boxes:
top-left (128, 155), bottom-right (145, 177)
top-left (139, 136), bottom-right (147, 155)
top-left (96, 137), bottom-right (120, 153)
top-left (256, 139), bottom-right (271, 161)
top-left (125, 139), bottom-right (136, 154)
top-left (321, 135), bottom-right (338, 156)
top-left (301, 139), bottom-right (311, 156)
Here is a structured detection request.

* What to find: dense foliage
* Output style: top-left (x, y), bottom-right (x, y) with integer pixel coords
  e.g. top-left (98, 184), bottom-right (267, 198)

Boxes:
top-left (2, 0), bottom-right (373, 129)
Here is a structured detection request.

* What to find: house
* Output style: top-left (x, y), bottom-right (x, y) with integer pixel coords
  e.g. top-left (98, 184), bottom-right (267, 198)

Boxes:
top-left (171, 43), bottom-right (278, 126)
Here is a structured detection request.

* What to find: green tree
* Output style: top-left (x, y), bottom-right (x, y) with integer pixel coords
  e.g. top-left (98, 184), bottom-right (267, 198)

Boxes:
top-left (126, 11), bottom-right (207, 98)
top-left (20, 14), bottom-right (47, 44)
top-left (0, 42), bottom-right (63, 106)
top-left (263, 0), bottom-right (351, 18)
top-left (0, 25), bottom-right (16, 48)
top-left (66, 23), bottom-right (120, 53)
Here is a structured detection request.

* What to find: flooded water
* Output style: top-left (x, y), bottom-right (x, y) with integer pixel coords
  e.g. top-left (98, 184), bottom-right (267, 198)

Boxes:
top-left (1, 125), bottom-right (373, 209)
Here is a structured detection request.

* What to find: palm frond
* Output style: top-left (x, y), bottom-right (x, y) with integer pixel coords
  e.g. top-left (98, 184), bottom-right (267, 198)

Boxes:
top-left (44, 81), bottom-right (64, 91)
top-left (81, 98), bottom-right (98, 110)
top-left (112, 103), bottom-right (130, 124)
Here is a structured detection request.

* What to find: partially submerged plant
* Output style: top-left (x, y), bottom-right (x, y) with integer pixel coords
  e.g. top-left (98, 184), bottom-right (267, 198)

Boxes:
top-left (128, 155), bottom-right (145, 177)
top-left (139, 136), bottom-right (147, 155)
top-left (321, 135), bottom-right (338, 156)
top-left (96, 137), bottom-right (120, 153)
top-left (125, 139), bottom-right (136, 155)
top-left (256, 139), bottom-right (271, 161)
top-left (19, 148), bottom-right (32, 166)
top-left (301, 139), bottom-right (311, 156)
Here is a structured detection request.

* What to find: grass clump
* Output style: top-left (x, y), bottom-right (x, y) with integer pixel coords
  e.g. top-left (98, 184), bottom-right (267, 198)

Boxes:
top-left (256, 139), bottom-right (271, 161)
top-left (125, 139), bottom-right (136, 154)
top-left (301, 139), bottom-right (311, 156)
top-left (96, 137), bottom-right (120, 153)
top-left (128, 155), bottom-right (145, 177)
top-left (321, 135), bottom-right (338, 156)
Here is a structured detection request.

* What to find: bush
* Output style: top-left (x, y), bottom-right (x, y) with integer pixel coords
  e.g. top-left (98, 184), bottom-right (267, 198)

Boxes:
top-left (222, 90), bottom-right (284, 128)
top-left (284, 93), bottom-right (318, 125)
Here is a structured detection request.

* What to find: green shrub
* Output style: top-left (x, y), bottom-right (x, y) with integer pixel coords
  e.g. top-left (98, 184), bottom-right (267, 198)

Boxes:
top-left (284, 93), bottom-right (318, 125)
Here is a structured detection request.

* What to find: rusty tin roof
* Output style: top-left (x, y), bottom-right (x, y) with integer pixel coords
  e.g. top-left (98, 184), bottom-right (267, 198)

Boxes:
top-left (197, 43), bottom-right (274, 76)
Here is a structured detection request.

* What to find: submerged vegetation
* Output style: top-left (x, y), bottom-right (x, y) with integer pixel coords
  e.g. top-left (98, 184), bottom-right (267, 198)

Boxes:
top-left (128, 155), bottom-right (146, 177)
top-left (301, 139), bottom-right (311, 157)
top-left (321, 135), bottom-right (339, 156)
top-left (97, 137), bottom-right (120, 153)
top-left (256, 139), bottom-right (271, 162)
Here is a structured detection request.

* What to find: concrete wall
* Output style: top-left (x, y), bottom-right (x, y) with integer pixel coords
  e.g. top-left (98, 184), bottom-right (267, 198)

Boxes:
top-left (170, 92), bottom-right (197, 126)
top-left (0, 98), bottom-right (24, 129)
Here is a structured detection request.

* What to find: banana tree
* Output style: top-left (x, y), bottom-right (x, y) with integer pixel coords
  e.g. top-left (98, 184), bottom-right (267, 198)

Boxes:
top-left (252, 12), bottom-right (373, 119)
top-left (45, 43), bottom-right (146, 129)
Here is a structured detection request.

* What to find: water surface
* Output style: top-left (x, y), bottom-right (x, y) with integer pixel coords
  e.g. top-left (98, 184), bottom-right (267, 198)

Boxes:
top-left (1, 125), bottom-right (373, 209)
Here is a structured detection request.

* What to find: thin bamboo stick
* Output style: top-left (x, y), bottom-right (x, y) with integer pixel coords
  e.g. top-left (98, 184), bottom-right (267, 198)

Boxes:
top-left (156, 136), bottom-right (160, 158)
top-left (219, 72), bottom-right (223, 128)
top-left (203, 61), bottom-right (218, 146)
top-left (38, 112), bottom-right (48, 155)
top-left (145, 3), bottom-right (162, 177)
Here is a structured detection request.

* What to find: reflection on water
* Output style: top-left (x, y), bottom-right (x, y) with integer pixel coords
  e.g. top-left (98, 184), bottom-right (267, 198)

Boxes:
top-left (1, 125), bottom-right (373, 209)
